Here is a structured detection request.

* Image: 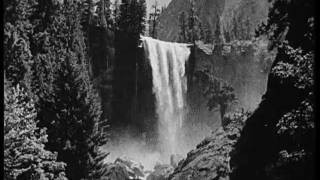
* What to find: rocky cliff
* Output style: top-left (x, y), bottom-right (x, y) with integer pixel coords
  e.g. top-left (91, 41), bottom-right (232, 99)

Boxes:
top-left (184, 39), bottom-right (274, 142)
top-left (157, 0), bottom-right (225, 42)
top-left (157, 0), bottom-right (269, 42)
top-left (168, 110), bottom-right (249, 180)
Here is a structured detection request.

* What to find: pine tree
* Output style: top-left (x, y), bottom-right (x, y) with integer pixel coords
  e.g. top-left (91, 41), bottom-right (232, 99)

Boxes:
top-left (28, 1), bottom-right (109, 179)
top-left (203, 23), bottom-right (213, 44)
top-left (187, 0), bottom-right (199, 42)
top-left (148, 0), bottom-right (161, 38)
top-left (50, 56), bottom-right (108, 179)
top-left (178, 11), bottom-right (188, 43)
top-left (97, 0), bottom-right (112, 28)
top-left (112, 0), bottom-right (121, 30)
top-left (4, 0), bottom-right (37, 86)
top-left (4, 83), bottom-right (67, 180)
top-left (113, 0), bottom-right (146, 126)
top-left (213, 16), bottom-right (224, 45)
top-left (178, 0), bottom-right (203, 43)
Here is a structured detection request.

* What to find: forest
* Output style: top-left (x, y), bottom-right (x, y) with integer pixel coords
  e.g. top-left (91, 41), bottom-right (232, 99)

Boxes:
top-left (3, 0), bottom-right (315, 180)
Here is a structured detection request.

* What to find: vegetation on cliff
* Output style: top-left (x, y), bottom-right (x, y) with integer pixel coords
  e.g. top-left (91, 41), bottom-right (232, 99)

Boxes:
top-left (230, 0), bottom-right (315, 179)
top-left (3, 0), bottom-right (315, 179)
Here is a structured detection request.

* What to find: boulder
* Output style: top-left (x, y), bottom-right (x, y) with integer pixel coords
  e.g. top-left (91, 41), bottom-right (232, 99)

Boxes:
top-left (170, 154), bottom-right (184, 168)
top-left (104, 157), bottom-right (145, 180)
top-left (146, 163), bottom-right (174, 180)
top-left (168, 118), bottom-right (245, 180)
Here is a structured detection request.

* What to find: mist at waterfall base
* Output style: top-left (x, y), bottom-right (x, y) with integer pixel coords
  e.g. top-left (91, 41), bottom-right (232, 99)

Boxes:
top-left (103, 37), bottom-right (217, 170)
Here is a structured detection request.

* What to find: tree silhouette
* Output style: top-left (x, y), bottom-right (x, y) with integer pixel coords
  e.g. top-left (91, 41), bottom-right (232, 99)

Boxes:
top-left (195, 69), bottom-right (237, 125)
top-left (148, 0), bottom-right (161, 38)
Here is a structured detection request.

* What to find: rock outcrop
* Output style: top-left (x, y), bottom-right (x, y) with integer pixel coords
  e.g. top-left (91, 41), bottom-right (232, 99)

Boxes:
top-left (157, 0), bottom-right (225, 42)
top-left (146, 164), bottom-right (174, 180)
top-left (157, 0), bottom-right (269, 42)
top-left (103, 157), bottom-right (145, 180)
top-left (168, 111), bottom-right (249, 180)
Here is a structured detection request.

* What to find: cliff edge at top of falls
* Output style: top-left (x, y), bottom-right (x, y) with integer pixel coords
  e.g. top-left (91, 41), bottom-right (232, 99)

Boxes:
top-left (157, 0), bottom-right (269, 42)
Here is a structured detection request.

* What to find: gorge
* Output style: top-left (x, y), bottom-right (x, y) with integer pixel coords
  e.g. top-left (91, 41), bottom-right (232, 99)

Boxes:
top-left (3, 0), bottom-right (314, 180)
top-left (105, 35), bottom-right (273, 174)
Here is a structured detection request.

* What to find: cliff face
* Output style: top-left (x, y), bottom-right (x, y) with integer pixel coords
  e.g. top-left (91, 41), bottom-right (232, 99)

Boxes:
top-left (184, 39), bottom-right (274, 139)
top-left (157, 0), bottom-right (225, 42)
top-left (194, 40), bottom-right (273, 111)
top-left (157, 0), bottom-right (269, 42)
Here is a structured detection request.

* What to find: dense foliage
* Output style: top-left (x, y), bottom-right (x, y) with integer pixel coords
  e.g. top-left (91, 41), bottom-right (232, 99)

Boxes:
top-left (112, 0), bottom-right (146, 126)
top-left (4, 0), bottom-right (36, 86)
top-left (230, 0), bottom-right (315, 179)
top-left (177, 0), bottom-right (261, 45)
top-left (4, 83), bottom-right (67, 180)
top-left (177, 0), bottom-right (203, 43)
top-left (4, 0), bottom-right (110, 179)
top-left (195, 69), bottom-right (237, 124)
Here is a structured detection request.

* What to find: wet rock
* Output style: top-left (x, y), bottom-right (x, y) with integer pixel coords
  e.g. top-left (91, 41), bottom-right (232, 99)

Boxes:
top-left (168, 124), bottom-right (243, 180)
top-left (104, 157), bottom-right (145, 180)
top-left (146, 163), bottom-right (174, 180)
top-left (170, 154), bottom-right (184, 168)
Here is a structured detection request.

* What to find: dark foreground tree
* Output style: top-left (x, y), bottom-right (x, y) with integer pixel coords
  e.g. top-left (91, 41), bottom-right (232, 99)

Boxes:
top-left (113, 0), bottom-right (146, 126)
top-left (27, 1), bottom-right (109, 179)
top-left (4, 83), bottom-right (67, 180)
top-left (230, 0), bottom-right (315, 180)
top-left (50, 56), bottom-right (109, 179)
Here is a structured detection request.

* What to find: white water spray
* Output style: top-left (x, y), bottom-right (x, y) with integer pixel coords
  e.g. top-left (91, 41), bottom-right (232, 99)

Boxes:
top-left (142, 36), bottom-right (191, 159)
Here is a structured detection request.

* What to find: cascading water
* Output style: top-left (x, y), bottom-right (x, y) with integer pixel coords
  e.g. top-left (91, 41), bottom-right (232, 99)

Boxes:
top-left (142, 36), bottom-right (191, 159)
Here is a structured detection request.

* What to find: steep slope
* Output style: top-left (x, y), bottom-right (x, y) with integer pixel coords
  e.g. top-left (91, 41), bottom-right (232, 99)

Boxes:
top-left (168, 111), bottom-right (249, 180)
top-left (157, 0), bottom-right (225, 42)
top-left (157, 0), bottom-right (269, 42)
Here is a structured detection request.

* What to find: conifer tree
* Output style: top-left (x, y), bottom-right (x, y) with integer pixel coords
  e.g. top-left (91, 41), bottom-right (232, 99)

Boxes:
top-left (187, 0), bottom-right (200, 42)
top-left (28, 1), bottom-right (109, 179)
top-left (4, 83), bottom-right (67, 180)
top-left (148, 0), bottom-right (161, 38)
top-left (97, 0), bottom-right (112, 28)
top-left (4, 0), bottom-right (36, 86)
top-left (203, 23), bottom-right (213, 44)
top-left (113, 0), bottom-right (146, 125)
top-left (112, 0), bottom-right (121, 30)
top-left (178, 11), bottom-right (188, 43)
top-left (213, 16), bottom-right (224, 45)
top-left (177, 0), bottom-right (202, 43)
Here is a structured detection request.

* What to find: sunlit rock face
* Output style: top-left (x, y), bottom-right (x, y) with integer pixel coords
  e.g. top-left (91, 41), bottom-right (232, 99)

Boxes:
top-left (142, 36), bottom-right (191, 160)
top-left (157, 0), bottom-right (225, 42)
top-left (103, 157), bottom-right (146, 180)
top-left (157, 0), bottom-right (269, 42)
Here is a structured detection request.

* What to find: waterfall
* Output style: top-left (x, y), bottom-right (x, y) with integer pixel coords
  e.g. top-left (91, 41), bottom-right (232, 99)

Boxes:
top-left (142, 36), bottom-right (191, 158)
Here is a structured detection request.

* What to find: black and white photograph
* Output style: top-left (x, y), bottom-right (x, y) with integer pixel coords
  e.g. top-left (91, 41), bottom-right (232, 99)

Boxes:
top-left (3, 0), bottom-right (316, 179)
